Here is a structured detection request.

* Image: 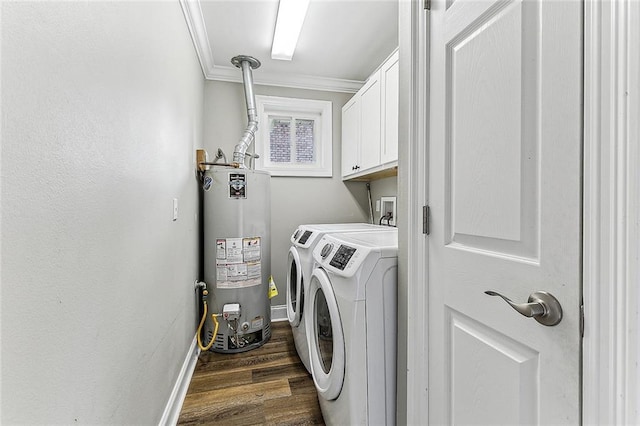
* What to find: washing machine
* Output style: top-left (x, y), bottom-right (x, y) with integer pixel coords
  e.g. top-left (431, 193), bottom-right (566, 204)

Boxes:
top-left (287, 223), bottom-right (387, 373)
top-left (306, 229), bottom-right (398, 425)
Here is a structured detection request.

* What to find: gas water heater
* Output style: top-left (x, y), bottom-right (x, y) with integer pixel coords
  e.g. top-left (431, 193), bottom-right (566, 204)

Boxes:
top-left (203, 168), bottom-right (271, 353)
top-left (198, 54), bottom-right (271, 353)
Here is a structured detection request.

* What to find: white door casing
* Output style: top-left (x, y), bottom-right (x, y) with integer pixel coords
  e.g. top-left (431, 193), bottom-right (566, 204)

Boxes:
top-left (426, 0), bottom-right (582, 424)
top-left (582, 0), bottom-right (640, 423)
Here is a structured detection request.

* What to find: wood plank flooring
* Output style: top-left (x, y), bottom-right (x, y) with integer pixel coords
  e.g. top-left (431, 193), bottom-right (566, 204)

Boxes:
top-left (178, 321), bottom-right (325, 425)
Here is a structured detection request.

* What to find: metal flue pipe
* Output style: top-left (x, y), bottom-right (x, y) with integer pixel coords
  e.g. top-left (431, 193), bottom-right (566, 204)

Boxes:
top-left (231, 55), bottom-right (261, 168)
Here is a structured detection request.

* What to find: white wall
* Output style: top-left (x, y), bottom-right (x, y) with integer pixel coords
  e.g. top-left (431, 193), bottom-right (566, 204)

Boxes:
top-left (1, 2), bottom-right (203, 423)
top-left (203, 81), bottom-right (370, 306)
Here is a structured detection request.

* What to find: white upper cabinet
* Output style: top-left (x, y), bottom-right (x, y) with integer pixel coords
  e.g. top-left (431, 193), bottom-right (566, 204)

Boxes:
top-left (358, 70), bottom-right (382, 171)
top-left (341, 50), bottom-right (399, 180)
top-left (380, 51), bottom-right (399, 164)
top-left (341, 97), bottom-right (360, 177)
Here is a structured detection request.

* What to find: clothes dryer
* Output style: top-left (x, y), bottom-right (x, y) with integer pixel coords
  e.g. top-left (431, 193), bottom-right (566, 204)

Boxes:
top-left (287, 223), bottom-right (387, 373)
top-left (306, 229), bottom-right (398, 425)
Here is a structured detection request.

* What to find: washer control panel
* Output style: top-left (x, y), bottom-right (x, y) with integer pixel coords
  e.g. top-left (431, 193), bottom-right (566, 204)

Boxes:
top-left (329, 245), bottom-right (357, 270)
top-left (312, 230), bottom-right (396, 278)
top-left (312, 234), bottom-right (378, 277)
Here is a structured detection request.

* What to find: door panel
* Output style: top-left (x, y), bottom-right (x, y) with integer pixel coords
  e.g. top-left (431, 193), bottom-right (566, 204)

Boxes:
top-left (446, 0), bottom-right (539, 260)
top-left (449, 311), bottom-right (539, 425)
top-left (428, 0), bottom-right (582, 424)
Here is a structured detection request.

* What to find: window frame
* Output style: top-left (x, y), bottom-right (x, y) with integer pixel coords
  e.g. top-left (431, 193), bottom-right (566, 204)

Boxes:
top-left (254, 95), bottom-right (333, 177)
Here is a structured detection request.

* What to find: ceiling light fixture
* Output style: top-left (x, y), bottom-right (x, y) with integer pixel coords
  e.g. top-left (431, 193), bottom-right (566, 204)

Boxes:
top-left (271, 0), bottom-right (310, 61)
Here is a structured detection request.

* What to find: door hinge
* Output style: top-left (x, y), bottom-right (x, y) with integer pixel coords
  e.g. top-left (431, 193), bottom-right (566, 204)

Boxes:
top-left (423, 205), bottom-right (430, 235)
top-left (424, 0), bottom-right (431, 10)
top-left (580, 301), bottom-right (585, 338)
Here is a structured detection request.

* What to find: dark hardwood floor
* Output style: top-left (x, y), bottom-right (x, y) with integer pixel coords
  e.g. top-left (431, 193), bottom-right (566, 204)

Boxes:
top-left (178, 321), bottom-right (325, 425)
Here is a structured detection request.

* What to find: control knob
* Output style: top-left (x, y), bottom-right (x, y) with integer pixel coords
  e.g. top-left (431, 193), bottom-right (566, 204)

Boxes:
top-left (320, 243), bottom-right (333, 259)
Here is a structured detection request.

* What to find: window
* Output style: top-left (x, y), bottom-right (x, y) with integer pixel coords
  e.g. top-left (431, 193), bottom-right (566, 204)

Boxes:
top-left (254, 95), bottom-right (332, 177)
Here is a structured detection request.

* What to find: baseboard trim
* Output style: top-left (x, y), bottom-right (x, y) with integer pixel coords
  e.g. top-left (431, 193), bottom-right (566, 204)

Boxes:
top-left (271, 304), bottom-right (288, 322)
top-left (159, 336), bottom-right (200, 426)
top-left (160, 306), bottom-right (286, 424)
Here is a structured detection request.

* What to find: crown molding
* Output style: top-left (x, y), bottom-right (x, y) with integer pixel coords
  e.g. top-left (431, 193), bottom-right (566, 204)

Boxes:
top-left (179, 0), bottom-right (363, 94)
top-left (208, 65), bottom-right (363, 93)
top-left (179, 0), bottom-right (214, 75)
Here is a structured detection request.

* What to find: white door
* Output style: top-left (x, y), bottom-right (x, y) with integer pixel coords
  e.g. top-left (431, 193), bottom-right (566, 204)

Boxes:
top-left (426, 0), bottom-right (582, 424)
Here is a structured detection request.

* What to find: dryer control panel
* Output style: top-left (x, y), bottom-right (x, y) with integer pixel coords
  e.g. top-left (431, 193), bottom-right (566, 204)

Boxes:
top-left (291, 228), bottom-right (320, 248)
top-left (297, 230), bottom-right (313, 245)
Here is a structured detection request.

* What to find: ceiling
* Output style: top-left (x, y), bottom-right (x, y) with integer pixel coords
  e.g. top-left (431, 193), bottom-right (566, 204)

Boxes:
top-left (181, 0), bottom-right (399, 93)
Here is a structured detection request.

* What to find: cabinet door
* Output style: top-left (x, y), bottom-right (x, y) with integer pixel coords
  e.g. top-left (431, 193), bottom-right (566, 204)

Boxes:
top-left (341, 97), bottom-right (360, 177)
top-left (381, 51), bottom-right (399, 163)
top-left (359, 70), bottom-right (381, 171)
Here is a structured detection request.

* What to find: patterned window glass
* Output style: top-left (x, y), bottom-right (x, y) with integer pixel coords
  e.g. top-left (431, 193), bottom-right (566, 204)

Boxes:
top-left (269, 118), bottom-right (291, 163)
top-left (269, 117), bottom-right (316, 164)
top-left (295, 119), bottom-right (315, 163)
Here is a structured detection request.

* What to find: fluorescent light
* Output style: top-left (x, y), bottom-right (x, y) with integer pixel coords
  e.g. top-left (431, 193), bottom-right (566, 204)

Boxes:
top-left (271, 0), bottom-right (310, 61)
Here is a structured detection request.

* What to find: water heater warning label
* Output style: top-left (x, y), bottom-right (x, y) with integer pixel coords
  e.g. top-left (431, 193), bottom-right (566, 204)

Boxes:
top-left (215, 237), bottom-right (262, 289)
top-left (243, 237), bottom-right (261, 261)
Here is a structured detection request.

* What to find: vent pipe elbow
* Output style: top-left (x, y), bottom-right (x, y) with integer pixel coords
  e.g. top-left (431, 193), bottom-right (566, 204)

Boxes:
top-left (231, 55), bottom-right (261, 168)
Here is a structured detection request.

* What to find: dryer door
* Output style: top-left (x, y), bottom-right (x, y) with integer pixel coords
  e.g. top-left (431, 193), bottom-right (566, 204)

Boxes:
top-left (286, 247), bottom-right (303, 327)
top-left (307, 268), bottom-right (345, 401)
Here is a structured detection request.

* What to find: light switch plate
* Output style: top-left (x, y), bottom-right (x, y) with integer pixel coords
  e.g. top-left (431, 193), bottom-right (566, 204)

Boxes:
top-left (172, 198), bottom-right (178, 221)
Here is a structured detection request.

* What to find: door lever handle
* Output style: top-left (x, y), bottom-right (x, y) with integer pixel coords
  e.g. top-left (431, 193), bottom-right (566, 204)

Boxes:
top-left (484, 290), bottom-right (563, 326)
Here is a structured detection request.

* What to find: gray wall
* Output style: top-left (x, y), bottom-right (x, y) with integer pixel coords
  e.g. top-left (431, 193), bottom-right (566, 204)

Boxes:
top-left (203, 81), bottom-right (370, 307)
top-left (1, 2), bottom-right (203, 423)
